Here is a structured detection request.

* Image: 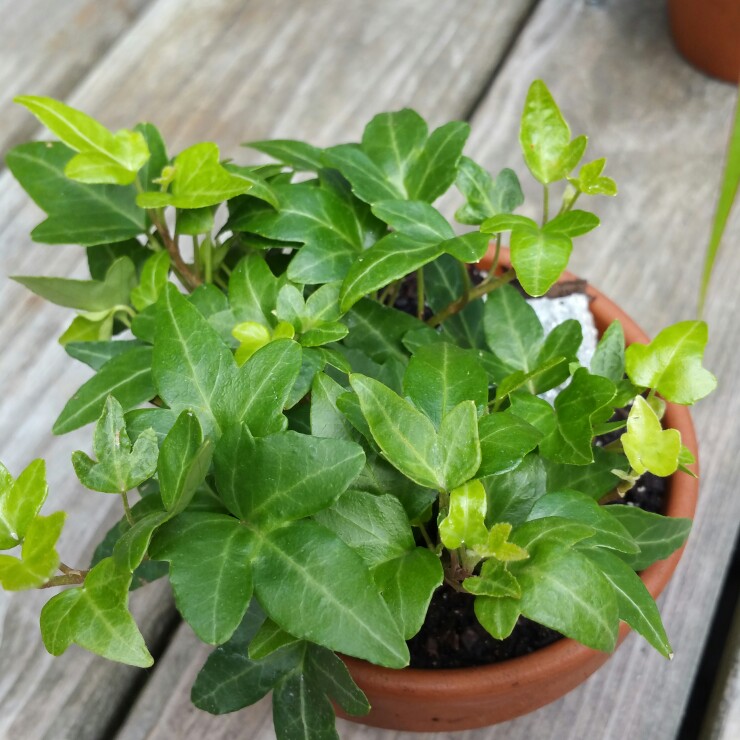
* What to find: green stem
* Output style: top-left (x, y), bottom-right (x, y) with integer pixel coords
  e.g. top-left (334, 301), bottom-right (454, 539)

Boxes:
top-left (458, 259), bottom-right (471, 304)
top-left (560, 189), bottom-right (581, 216)
top-left (416, 268), bottom-right (425, 320)
top-left (121, 490), bottom-right (135, 526)
top-left (418, 523), bottom-right (436, 551)
top-left (147, 209), bottom-right (201, 292)
top-left (426, 269), bottom-right (517, 327)
top-left (543, 184), bottom-right (550, 224)
top-left (39, 573), bottom-right (87, 589)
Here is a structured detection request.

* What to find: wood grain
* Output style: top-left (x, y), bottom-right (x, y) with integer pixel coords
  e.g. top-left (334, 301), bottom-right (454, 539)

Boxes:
top-left (0, 0), bottom-right (537, 737)
top-left (0, 0), bottom-right (149, 159)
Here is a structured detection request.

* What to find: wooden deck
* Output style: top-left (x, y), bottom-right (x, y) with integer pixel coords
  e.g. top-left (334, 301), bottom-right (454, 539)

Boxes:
top-left (1, 0), bottom-right (739, 738)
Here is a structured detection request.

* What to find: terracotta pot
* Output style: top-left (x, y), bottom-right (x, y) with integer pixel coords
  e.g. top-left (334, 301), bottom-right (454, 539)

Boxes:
top-left (339, 250), bottom-right (700, 732)
top-left (668, 0), bottom-right (740, 83)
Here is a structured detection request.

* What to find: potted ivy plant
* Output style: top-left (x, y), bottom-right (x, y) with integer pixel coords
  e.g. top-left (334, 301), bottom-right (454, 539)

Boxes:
top-left (0, 81), bottom-right (716, 737)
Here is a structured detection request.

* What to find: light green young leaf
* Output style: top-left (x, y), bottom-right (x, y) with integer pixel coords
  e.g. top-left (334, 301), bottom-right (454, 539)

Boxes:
top-left (54, 346), bottom-right (155, 434)
top-left (253, 519), bottom-right (409, 668)
top-left (130, 251), bottom-right (171, 311)
top-left (519, 80), bottom-right (587, 184)
top-left (6, 142), bottom-right (146, 245)
top-left (476, 522), bottom-right (529, 562)
top-left (151, 512), bottom-right (256, 645)
top-left (606, 506), bottom-right (691, 571)
top-left (14, 256), bottom-right (136, 312)
top-left (585, 548), bottom-right (672, 658)
top-left (510, 225), bottom-right (573, 297)
top-left (621, 396), bottom-right (681, 477)
top-left (349, 374), bottom-right (441, 489)
top-left (475, 596), bottom-right (521, 640)
top-left (568, 158), bottom-right (617, 196)
top-left (136, 143), bottom-right (252, 209)
top-left (373, 547), bottom-right (443, 639)
top-left (439, 479), bottom-right (488, 550)
top-left (72, 396), bottom-right (158, 494)
top-left (40, 557), bottom-right (152, 666)
top-left (15, 96), bottom-right (149, 185)
top-left (0, 459), bottom-right (48, 549)
top-left (464, 557), bottom-right (521, 598)
top-left (0, 512), bottom-right (65, 590)
top-left (59, 313), bottom-right (115, 345)
top-left (455, 157), bottom-right (524, 225)
top-left (625, 321), bottom-right (716, 405)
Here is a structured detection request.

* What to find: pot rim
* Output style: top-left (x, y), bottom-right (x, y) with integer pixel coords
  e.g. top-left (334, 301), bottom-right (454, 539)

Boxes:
top-left (342, 251), bottom-right (699, 698)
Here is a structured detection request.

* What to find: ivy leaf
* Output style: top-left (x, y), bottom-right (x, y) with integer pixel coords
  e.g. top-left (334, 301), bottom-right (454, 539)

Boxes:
top-left (545, 447), bottom-right (629, 500)
top-left (253, 519), bottom-right (409, 667)
top-left (310, 373), bottom-right (357, 442)
top-left (191, 607), bottom-right (299, 714)
top-left (305, 645), bottom-right (370, 716)
top-left (483, 284), bottom-right (543, 371)
top-left (65, 339), bottom-right (144, 371)
top-left (314, 489), bottom-right (414, 566)
top-left (568, 158), bottom-right (618, 197)
top-left (373, 547), bottom-right (443, 639)
top-left (137, 143), bottom-right (252, 209)
top-left (40, 557), bottom-right (152, 667)
top-left (528, 490), bottom-right (638, 555)
top-left (584, 548), bottom-right (672, 658)
top-left (403, 343), bottom-right (488, 427)
top-left (158, 411), bottom-right (213, 515)
top-left (150, 512), bottom-right (256, 645)
top-left (6, 142), bottom-right (146, 244)
top-left (539, 368), bottom-right (616, 465)
top-left (511, 516), bottom-right (596, 552)
top-left (15, 96), bottom-right (149, 185)
top-left (510, 224), bottom-right (573, 297)
top-left (464, 558), bottom-right (521, 598)
top-left (519, 80), bottom-right (587, 184)
top-left (625, 321), bottom-right (716, 405)
top-left (514, 543), bottom-right (619, 652)
top-left (228, 253), bottom-right (278, 326)
top-left (135, 122), bottom-right (169, 190)
top-left (0, 459), bottom-right (48, 549)
top-left (475, 596), bottom-right (521, 640)
top-left (214, 426), bottom-right (364, 526)
top-left (438, 401), bottom-right (481, 490)
top-left (349, 374), bottom-right (440, 489)
top-left (245, 139), bottom-right (324, 171)
top-left (483, 452), bottom-right (547, 526)
top-left (605, 506), bottom-right (691, 571)
top-left (439, 479), bottom-right (488, 550)
top-left (476, 522), bottom-right (529, 563)
top-left (13, 256), bottom-right (136, 312)
top-left (455, 158), bottom-right (524, 225)
top-left (544, 210), bottom-right (600, 237)
top-left (0, 512), bottom-right (65, 590)
top-left (620, 396), bottom-right (681, 477)
top-left (72, 396), bottom-right (158, 494)
top-left (478, 413), bottom-right (542, 477)
top-left (591, 320), bottom-right (626, 383)
top-left (53, 346), bottom-right (155, 435)
top-left (248, 618), bottom-right (301, 661)
top-left (323, 144), bottom-right (404, 203)
top-left (130, 251), bottom-right (171, 311)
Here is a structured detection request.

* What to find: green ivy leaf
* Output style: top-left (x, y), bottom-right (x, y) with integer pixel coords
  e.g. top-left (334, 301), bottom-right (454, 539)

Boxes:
top-left (15, 96), bottom-right (149, 185)
top-left (40, 557), bottom-right (153, 666)
top-left (476, 522), bottom-right (529, 562)
top-left (455, 158), bottom-right (524, 225)
top-left (519, 80), bottom-right (587, 184)
top-left (248, 618), bottom-right (300, 661)
top-left (0, 459), bottom-right (48, 549)
top-left (228, 253), bottom-right (279, 326)
top-left (544, 210), bottom-right (600, 237)
top-left (72, 396), bottom-right (158, 494)
top-left (539, 368), bottom-right (616, 465)
top-left (245, 139), bottom-right (324, 171)
top-left (438, 401), bottom-right (481, 490)
top-left (620, 396), bottom-right (681, 477)
top-left (483, 452), bottom-right (548, 525)
top-left (253, 519), bottom-right (409, 668)
top-left (568, 158), bottom-right (617, 196)
top-left (464, 557), bottom-right (521, 598)
top-left (591, 320), bottom-right (625, 383)
top-left (625, 321), bottom-right (716, 405)
top-left (584, 548), bottom-right (672, 657)
top-left (439, 479), bottom-right (488, 550)
top-left (136, 143), bottom-right (252, 209)
top-left (0, 512), bottom-right (65, 590)
top-left (478, 413), bottom-right (542, 477)
top-left (130, 251), bottom-right (171, 311)
top-left (511, 516), bottom-right (596, 552)
top-left (6, 142), bottom-right (146, 244)
top-left (150, 512), bottom-right (256, 645)
top-left (53, 346), bottom-right (155, 434)
top-left (605, 506), bottom-right (691, 571)
top-left (510, 225), bottom-right (573, 297)
top-left (403, 343), bottom-right (488, 427)
top-left (214, 426), bottom-right (364, 526)
top-left (474, 596), bottom-right (521, 640)
top-left (135, 122), bottom-right (169, 190)
top-left (65, 339), bottom-right (144, 371)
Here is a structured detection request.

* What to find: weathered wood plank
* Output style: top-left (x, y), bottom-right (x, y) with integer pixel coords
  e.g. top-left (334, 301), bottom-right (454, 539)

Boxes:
top-left (0, 0), bottom-right (149, 159)
top-left (115, 0), bottom-right (740, 738)
top-left (0, 0), bottom-right (537, 737)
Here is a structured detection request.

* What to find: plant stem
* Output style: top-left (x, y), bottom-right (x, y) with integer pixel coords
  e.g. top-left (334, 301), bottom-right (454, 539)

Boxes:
top-left (458, 259), bottom-right (471, 304)
top-left (418, 523), bottom-right (435, 551)
top-left (560, 189), bottom-right (581, 216)
top-left (416, 267), bottom-right (425, 320)
top-left (121, 491), bottom-right (135, 526)
top-left (543, 184), bottom-right (550, 224)
top-left (426, 269), bottom-right (517, 327)
top-left (148, 209), bottom-right (201, 291)
top-left (39, 573), bottom-right (87, 589)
